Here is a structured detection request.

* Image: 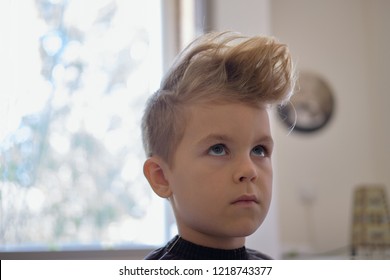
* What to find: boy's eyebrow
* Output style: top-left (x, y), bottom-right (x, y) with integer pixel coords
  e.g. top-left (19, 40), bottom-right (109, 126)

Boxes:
top-left (196, 134), bottom-right (233, 145)
top-left (196, 133), bottom-right (274, 146)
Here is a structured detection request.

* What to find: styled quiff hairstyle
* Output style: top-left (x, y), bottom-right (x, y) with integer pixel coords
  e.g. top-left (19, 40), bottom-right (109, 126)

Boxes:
top-left (142, 31), bottom-right (295, 166)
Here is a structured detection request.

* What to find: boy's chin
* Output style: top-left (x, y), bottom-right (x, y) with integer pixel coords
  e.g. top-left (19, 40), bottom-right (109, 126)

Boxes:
top-left (227, 224), bottom-right (262, 238)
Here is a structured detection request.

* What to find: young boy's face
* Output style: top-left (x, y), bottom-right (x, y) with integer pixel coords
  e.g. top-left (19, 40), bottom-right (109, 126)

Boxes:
top-left (165, 101), bottom-right (274, 249)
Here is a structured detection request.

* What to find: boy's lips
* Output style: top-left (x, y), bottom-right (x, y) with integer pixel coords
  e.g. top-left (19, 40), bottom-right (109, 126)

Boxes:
top-left (231, 194), bottom-right (259, 204)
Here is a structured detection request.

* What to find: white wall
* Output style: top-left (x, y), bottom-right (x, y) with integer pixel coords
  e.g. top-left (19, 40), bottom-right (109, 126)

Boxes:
top-left (209, 0), bottom-right (390, 258)
top-left (271, 0), bottom-right (390, 256)
top-left (209, 0), bottom-right (270, 36)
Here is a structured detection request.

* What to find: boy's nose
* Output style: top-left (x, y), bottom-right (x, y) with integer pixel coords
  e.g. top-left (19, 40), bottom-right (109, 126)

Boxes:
top-left (233, 157), bottom-right (258, 184)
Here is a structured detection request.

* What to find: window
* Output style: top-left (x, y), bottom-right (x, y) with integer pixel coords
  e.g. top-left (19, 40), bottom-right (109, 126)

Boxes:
top-left (0, 0), bottom-right (170, 253)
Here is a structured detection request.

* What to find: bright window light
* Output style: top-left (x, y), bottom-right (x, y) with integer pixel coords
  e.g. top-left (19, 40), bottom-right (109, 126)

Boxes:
top-left (0, 0), bottom-right (167, 251)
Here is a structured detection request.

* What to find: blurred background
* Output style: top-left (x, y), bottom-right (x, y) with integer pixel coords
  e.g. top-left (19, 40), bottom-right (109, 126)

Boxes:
top-left (1, 0), bottom-right (389, 259)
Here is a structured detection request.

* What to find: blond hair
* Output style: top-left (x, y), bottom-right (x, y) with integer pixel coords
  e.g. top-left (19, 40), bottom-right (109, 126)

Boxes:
top-left (142, 31), bottom-right (295, 165)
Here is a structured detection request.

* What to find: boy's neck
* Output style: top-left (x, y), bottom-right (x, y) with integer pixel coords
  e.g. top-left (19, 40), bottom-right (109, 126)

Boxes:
top-left (178, 228), bottom-right (246, 250)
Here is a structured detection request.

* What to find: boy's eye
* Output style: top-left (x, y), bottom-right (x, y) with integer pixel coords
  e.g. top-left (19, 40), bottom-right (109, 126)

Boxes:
top-left (208, 144), bottom-right (227, 156)
top-left (251, 145), bottom-right (266, 157)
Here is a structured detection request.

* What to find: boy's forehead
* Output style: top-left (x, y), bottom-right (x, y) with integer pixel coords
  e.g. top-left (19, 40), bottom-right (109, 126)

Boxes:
top-left (182, 101), bottom-right (271, 141)
top-left (186, 100), bottom-right (269, 121)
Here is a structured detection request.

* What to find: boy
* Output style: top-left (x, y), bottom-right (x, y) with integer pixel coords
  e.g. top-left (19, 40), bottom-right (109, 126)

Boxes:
top-left (141, 31), bottom-right (295, 259)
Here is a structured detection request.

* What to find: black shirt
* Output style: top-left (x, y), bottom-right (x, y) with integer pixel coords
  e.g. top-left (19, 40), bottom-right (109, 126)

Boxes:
top-left (144, 235), bottom-right (272, 260)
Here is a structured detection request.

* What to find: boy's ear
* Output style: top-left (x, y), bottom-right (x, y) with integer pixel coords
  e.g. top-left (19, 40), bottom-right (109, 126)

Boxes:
top-left (143, 157), bottom-right (172, 198)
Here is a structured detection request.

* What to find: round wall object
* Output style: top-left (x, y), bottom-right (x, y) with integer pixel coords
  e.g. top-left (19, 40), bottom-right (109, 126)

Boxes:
top-left (278, 71), bottom-right (335, 133)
